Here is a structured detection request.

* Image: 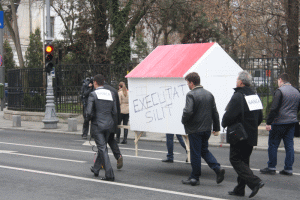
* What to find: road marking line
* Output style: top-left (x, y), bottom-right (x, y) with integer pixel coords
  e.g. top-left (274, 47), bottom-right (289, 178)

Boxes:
top-left (0, 141), bottom-right (93, 153)
top-left (1, 141), bottom-right (299, 176)
top-left (120, 147), bottom-right (181, 154)
top-left (0, 150), bottom-right (85, 163)
top-left (0, 164), bottom-right (228, 200)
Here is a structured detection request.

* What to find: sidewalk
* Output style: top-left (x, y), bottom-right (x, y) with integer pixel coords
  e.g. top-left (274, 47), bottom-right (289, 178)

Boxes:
top-left (0, 110), bottom-right (299, 153)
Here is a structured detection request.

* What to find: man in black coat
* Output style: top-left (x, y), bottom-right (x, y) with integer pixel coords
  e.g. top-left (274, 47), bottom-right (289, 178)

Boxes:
top-left (222, 71), bottom-right (264, 198)
top-left (86, 74), bottom-right (116, 181)
top-left (181, 72), bottom-right (225, 186)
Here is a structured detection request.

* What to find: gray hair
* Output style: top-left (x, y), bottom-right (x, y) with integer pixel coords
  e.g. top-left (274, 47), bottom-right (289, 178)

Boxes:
top-left (238, 71), bottom-right (252, 86)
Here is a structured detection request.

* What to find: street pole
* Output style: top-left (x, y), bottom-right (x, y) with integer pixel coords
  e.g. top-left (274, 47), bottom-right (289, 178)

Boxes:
top-left (42, 0), bottom-right (58, 129)
top-left (0, 11), bottom-right (5, 111)
top-left (29, 0), bottom-right (32, 34)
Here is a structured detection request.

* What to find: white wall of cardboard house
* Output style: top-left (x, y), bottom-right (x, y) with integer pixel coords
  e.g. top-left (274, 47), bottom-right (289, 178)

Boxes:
top-left (126, 43), bottom-right (243, 135)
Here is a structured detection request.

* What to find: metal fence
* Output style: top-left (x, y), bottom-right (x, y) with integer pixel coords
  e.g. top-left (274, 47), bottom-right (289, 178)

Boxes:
top-left (7, 68), bottom-right (47, 111)
top-left (236, 57), bottom-right (300, 117)
top-left (54, 63), bottom-right (137, 113)
top-left (6, 57), bottom-right (299, 115)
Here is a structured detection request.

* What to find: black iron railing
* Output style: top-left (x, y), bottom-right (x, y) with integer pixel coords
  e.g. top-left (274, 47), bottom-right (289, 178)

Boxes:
top-left (7, 63), bottom-right (137, 113)
top-left (6, 58), bottom-right (299, 116)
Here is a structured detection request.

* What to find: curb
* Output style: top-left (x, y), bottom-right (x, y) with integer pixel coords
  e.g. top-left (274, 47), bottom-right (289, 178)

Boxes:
top-left (0, 127), bottom-right (81, 135)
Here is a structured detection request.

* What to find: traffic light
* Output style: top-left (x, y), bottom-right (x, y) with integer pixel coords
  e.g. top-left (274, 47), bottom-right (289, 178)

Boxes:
top-left (45, 43), bottom-right (54, 73)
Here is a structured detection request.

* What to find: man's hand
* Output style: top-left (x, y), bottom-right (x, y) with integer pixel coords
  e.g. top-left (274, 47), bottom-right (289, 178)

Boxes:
top-left (89, 83), bottom-right (93, 87)
top-left (212, 131), bottom-right (220, 136)
top-left (266, 125), bottom-right (272, 131)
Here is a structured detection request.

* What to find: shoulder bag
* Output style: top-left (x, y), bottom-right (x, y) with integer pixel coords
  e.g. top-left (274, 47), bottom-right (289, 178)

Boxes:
top-left (227, 93), bottom-right (248, 145)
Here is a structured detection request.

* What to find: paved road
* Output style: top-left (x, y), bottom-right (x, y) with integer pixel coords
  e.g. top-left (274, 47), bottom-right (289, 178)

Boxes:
top-left (0, 129), bottom-right (299, 200)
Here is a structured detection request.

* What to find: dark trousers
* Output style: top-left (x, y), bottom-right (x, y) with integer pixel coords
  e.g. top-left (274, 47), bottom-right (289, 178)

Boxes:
top-left (93, 129), bottom-right (114, 179)
top-left (230, 140), bottom-right (261, 191)
top-left (268, 123), bottom-right (295, 171)
top-left (188, 131), bottom-right (220, 181)
top-left (82, 106), bottom-right (90, 136)
top-left (166, 134), bottom-right (186, 160)
top-left (91, 123), bottom-right (121, 160)
top-left (117, 114), bottom-right (129, 140)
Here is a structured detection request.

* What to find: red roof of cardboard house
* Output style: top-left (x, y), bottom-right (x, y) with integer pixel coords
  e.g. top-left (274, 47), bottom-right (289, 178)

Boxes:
top-left (126, 43), bottom-right (215, 78)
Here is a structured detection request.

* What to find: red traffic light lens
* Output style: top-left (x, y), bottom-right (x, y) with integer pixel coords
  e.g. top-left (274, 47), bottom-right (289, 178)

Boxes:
top-left (45, 54), bottom-right (53, 61)
top-left (45, 45), bottom-right (54, 53)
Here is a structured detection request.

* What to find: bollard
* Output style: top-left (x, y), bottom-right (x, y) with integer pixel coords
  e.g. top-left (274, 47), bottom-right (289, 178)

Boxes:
top-left (68, 118), bottom-right (77, 131)
top-left (12, 115), bottom-right (21, 127)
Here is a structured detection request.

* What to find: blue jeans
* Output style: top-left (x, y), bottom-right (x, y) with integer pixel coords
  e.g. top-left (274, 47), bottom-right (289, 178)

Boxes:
top-left (268, 123), bottom-right (295, 171)
top-left (189, 131), bottom-right (220, 181)
top-left (166, 134), bottom-right (186, 160)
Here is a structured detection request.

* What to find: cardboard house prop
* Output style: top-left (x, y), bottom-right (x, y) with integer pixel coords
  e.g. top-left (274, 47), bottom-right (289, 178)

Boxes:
top-left (126, 43), bottom-right (242, 135)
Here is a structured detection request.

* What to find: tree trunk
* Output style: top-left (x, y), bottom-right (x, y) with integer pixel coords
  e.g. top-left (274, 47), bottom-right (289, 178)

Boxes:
top-left (90, 0), bottom-right (109, 63)
top-left (10, 0), bottom-right (24, 68)
top-left (285, 0), bottom-right (299, 88)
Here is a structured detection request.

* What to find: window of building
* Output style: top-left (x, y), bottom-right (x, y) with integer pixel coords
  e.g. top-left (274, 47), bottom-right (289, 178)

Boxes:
top-left (50, 17), bottom-right (54, 38)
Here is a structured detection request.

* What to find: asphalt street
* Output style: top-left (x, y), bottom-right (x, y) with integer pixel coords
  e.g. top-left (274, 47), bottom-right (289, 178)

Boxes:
top-left (0, 129), bottom-right (299, 200)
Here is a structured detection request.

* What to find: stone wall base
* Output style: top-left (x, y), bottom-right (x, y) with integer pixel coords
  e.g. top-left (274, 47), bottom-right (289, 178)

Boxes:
top-left (3, 108), bottom-right (84, 124)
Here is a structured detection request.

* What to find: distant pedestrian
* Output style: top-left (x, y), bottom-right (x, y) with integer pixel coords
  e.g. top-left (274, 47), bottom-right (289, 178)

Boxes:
top-left (162, 134), bottom-right (186, 163)
top-left (117, 82), bottom-right (129, 144)
top-left (222, 71), bottom-right (264, 198)
top-left (181, 72), bottom-right (225, 186)
top-left (260, 73), bottom-right (300, 176)
top-left (80, 77), bottom-right (94, 139)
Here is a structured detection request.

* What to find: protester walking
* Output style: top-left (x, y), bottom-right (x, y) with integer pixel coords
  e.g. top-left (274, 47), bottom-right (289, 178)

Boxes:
top-left (87, 74), bottom-right (116, 181)
top-left (260, 73), bottom-right (300, 176)
top-left (181, 72), bottom-right (225, 186)
top-left (222, 71), bottom-right (264, 198)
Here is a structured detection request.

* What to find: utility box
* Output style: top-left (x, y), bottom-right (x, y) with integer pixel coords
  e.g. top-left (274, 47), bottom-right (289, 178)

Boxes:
top-left (0, 83), bottom-right (4, 99)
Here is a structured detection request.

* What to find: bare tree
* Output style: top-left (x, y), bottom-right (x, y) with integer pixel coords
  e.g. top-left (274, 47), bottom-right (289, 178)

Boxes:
top-left (0, 0), bottom-right (24, 68)
top-left (284, 0), bottom-right (299, 87)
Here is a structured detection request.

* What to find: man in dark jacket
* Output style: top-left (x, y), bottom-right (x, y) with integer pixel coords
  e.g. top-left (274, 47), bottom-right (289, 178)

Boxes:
top-left (222, 71), bottom-right (264, 198)
top-left (86, 74), bottom-right (116, 181)
top-left (81, 77), bottom-right (93, 139)
top-left (89, 78), bottom-right (123, 169)
top-left (181, 72), bottom-right (225, 186)
top-left (260, 73), bottom-right (300, 176)
top-left (103, 80), bottom-right (123, 168)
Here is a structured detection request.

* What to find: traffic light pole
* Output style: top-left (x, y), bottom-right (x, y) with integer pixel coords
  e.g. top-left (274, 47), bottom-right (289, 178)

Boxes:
top-left (42, 0), bottom-right (58, 129)
top-left (0, 11), bottom-right (4, 111)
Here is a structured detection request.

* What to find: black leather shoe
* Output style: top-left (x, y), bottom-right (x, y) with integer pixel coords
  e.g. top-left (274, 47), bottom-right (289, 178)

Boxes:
top-left (117, 155), bottom-right (123, 169)
top-left (162, 159), bottom-right (173, 163)
top-left (90, 166), bottom-right (99, 177)
top-left (279, 170), bottom-right (293, 176)
top-left (100, 177), bottom-right (115, 181)
top-left (216, 169), bottom-right (225, 184)
top-left (228, 190), bottom-right (245, 197)
top-left (260, 167), bottom-right (276, 175)
top-left (121, 140), bottom-right (127, 144)
top-left (249, 181), bottom-right (264, 198)
top-left (182, 178), bottom-right (200, 186)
